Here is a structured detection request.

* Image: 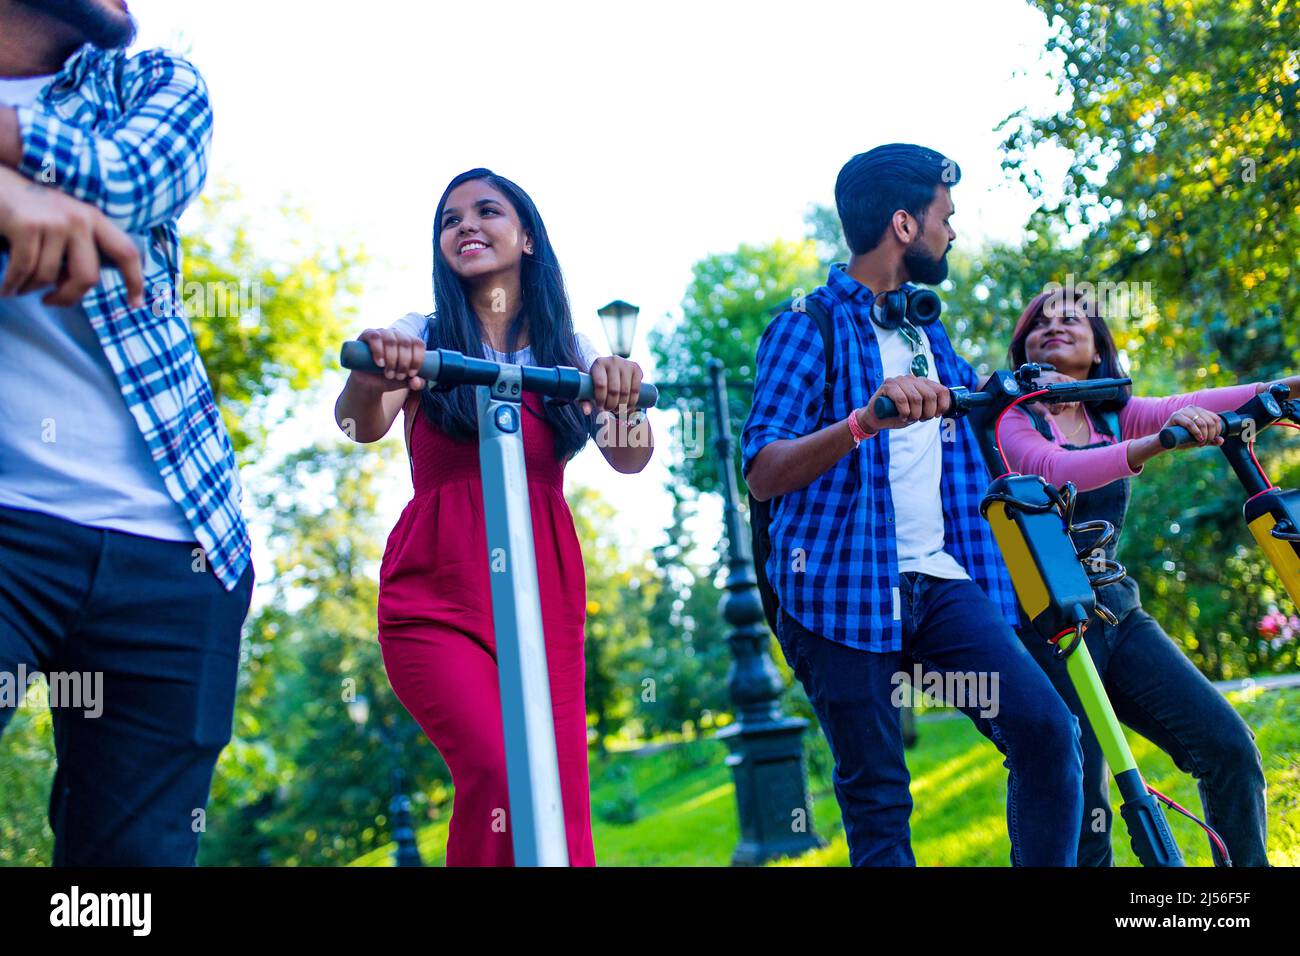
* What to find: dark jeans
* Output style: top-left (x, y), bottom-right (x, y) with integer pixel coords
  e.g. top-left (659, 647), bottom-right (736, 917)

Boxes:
top-left (0, 504), bottom-right (253, 865)
top-left (779, 572), bottom-right (1084, 866)
top-left (1019, 608), bottom-right (1270, 866)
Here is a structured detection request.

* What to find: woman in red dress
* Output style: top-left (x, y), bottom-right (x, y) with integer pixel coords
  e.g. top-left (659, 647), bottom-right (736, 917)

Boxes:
top-left (334, 169), bottom-right (654, 865)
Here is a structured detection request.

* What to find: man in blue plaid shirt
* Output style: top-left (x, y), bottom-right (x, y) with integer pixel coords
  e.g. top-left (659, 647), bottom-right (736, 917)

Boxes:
top-left (0, 0), bottom-right (253, 865)
top-left (744, 144), bottom-right (1083, 865)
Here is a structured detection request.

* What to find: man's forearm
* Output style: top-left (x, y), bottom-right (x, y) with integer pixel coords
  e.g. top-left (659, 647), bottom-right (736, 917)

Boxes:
top-left (747, 416), bottom-right (859, 502)
top-left (0, 107), bottom-right (22, 168)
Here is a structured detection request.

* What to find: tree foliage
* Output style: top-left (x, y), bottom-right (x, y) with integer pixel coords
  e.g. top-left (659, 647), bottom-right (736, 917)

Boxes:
top-left (185, 188), bottom-right (364, 458)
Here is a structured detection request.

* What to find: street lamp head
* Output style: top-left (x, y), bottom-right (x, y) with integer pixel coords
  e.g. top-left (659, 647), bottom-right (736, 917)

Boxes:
top-left (597, 299), bottom-right (640, 358)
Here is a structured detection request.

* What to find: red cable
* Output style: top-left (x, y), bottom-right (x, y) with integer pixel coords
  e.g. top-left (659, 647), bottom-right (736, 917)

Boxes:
top-left (994, 388), bottom-right (1051, 476)
top-left (1246, 426), bottom-right (1279, 490)
top-left (1147, 783), bottom-right (1233, 865)
top-left (1244, 421), bottom-right (1300, 490)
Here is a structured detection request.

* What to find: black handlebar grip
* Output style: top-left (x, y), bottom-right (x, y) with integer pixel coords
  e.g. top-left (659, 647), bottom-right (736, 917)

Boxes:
top-left (633, 383), bottom-right (659, 409)
top-left (873, 395), bottom-right (899, 420)
top-left (341, 340), bottom-right (658, 409)
top-left (340, 340), bottom-right (442, 383)
top-left (1158, 425), bottom-right (1194, 450)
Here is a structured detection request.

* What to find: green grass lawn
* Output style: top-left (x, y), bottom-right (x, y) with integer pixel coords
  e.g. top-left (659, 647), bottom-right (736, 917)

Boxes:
top-left (353, 686), bottom-right (1300, 867)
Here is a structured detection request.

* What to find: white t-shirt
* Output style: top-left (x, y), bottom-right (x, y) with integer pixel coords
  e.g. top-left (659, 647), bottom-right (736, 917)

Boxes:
top-left (873, 320), bottom-right (969, 580)
top-left (389, 312), bottom-right (602, 370)
top-left (0, 74), bottom-right (194, 541)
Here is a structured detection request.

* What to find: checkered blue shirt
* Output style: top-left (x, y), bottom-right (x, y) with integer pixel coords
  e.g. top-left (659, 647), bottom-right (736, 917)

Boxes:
top-left (7, 45), bottom-right (250, 590)
top-left (741, 265), bottom-right (1018, 652)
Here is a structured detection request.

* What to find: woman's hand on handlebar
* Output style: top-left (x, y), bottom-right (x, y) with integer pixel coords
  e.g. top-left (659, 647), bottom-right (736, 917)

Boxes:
top-left (1164, 405), bottom-right (1224, 447)
top-left (859, 375), bottom-right (951, 431)
top-left (356, 328), bottom-right (427, 391)
top-left (581, 355), bottom-right (643, 416)
top-left (1024, 369), bottom-right (1076, 412)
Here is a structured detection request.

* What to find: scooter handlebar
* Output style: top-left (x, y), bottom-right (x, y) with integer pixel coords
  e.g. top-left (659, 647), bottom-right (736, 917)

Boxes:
top-left (1158, 425), bottom-right (1194, 449)
top-left (340, 339), bottom-right (441, 381)
top-left (340, 340), bottom-right (659, 409)
top-left (872, 388), bottom-right (990, 422)
top-left (1158, 414), bottom-right (1228, 450)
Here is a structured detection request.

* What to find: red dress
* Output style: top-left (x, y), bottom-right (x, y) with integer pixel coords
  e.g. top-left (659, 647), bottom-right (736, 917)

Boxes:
top-left (377, 392), bottom-right (596, 866)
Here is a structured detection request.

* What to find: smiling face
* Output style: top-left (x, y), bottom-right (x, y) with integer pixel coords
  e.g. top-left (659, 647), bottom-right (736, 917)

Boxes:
top-left (436, 179), bottom-right (533, 284)
top-left (14, 0), bottom-right (136, 48)
top-left (1024, 297), bottom-right (1098, 378)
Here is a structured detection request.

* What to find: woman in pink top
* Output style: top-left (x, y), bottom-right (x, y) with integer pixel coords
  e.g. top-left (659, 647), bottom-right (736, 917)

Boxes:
top-left (1000, 288), bottom-right (1298, 867)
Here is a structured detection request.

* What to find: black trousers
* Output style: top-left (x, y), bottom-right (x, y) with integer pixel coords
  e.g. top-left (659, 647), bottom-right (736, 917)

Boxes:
top-left (1020, 607), bottom-right (1270, 866)
top-left (0, 505), bottom-right (253, 865)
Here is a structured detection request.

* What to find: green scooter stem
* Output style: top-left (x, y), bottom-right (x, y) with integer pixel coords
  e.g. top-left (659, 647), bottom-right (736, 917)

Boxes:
top-left (1060, 629), bottom-right (1185, 866)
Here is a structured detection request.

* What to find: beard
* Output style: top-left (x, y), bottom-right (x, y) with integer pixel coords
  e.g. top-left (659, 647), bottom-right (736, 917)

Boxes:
top-left (903, 243), bottom-right (950, 285)
top-left (15, 0), bottom-right (137, 49)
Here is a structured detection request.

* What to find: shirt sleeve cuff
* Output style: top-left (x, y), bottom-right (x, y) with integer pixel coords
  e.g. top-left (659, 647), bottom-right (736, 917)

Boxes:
top-left (742, 427), bottom-right (798, 476)
top-left (1117, 440), bottom-right (1143, 478)
top-left (14, 104), bottom-right (68, 186)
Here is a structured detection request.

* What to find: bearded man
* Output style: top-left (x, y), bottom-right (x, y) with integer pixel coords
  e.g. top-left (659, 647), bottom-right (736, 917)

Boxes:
top-left (0, 0), bottom-right (253, 866)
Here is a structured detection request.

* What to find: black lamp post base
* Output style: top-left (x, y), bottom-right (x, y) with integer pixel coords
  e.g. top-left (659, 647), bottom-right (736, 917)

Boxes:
top-left (719, 718), bottom-right (825, 866)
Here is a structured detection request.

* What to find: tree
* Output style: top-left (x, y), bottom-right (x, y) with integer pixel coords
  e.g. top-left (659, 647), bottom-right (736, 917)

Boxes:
top-left (624, 480), bottom-right (730, 739)
top-left (648, 238), bottom-right (823, 496)
top-left (998, 0), bottom-right (1300, 677)
top-left (569, 485), bottom-right (656, 755)
top-left (184, 187), bottom-right (365, 458)
top-left (1000, 0), bottom-right (1299, 366)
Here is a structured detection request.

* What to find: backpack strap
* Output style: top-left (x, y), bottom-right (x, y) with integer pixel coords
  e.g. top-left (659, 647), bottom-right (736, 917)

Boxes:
top-left (770, 296), bottom-right (837, 424)
top-left (1019, 404), bottom-right (1057, 442)
top-left (1093, 407), bottom-right (1122, 441)
top-left (748, 294), bottom-right (837, 636)
top-left (1020, 403), bottom-right (1122, 444)
top-left (804, 298), bottom-right (837, 423)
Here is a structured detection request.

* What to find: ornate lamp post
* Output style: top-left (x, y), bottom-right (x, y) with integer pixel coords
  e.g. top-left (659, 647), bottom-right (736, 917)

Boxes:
top-left (599, 304), bottom-right (822, 865)
top-left (348, 693), bottom-right (424, 868)
top-left (597, 299), bottom-right (640, 359)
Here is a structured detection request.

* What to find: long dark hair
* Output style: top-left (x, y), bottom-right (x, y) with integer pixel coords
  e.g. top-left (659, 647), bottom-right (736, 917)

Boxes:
top-left (419, 168), bottom-right (593, 460)
top-left (1008, 288), bottom-right (1131, 414)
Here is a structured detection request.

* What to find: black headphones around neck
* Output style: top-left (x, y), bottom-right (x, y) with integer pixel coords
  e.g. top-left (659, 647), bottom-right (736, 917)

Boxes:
top-left (871, 287), bottom-right (943, 330)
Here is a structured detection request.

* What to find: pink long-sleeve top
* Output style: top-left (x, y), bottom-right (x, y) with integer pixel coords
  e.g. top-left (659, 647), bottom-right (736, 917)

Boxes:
top-left (998, 383), bottom-right (1260, 491)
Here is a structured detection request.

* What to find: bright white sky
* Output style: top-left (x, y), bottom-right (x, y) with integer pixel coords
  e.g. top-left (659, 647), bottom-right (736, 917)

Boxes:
top-left (124, 0), bottom-right (1068, 577)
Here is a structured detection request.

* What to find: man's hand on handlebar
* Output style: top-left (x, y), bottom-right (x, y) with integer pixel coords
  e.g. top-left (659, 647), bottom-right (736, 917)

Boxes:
top-left (857, 375), bottom-right (952, 432)
top-left (355, 328), bottom-right (427, 391)
top-left (0, 166), bottom-right (144, 308)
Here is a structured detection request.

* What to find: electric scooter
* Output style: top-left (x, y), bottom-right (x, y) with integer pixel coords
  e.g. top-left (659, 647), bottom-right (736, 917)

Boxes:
top-left (875, 364), bottom-right (1226, 866)
top-left (341, 341), bottom-right (659, 866)
top-left (1159, 382), bottom-right (1300, 609)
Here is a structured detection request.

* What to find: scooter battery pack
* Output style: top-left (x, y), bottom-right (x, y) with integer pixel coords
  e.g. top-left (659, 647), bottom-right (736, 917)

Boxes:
top-left (1245, 487), bottom-right (1300, 609)
top-left (982, 474), bottom-right (1096, 643)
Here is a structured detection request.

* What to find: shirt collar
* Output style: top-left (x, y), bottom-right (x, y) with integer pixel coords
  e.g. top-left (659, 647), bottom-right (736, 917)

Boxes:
top-left (825, 262), bottom-right (874, 308)
top-left (49, 44), bottom-right (99, 93)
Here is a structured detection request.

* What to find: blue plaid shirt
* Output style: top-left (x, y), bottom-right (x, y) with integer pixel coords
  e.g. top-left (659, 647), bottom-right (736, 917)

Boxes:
top-left (6, 45), bottom-right (250, 590)
top-left (741, 265), bottom-right (1018, 652)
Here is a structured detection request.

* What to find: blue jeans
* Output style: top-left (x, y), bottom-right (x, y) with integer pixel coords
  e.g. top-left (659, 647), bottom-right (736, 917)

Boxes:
top-left (0, 504), bottom-right (254, 865)
top-left (1019, 608), bottom-right (1269, 866)
top-left (778, 572), bottom-right (1084, 866)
